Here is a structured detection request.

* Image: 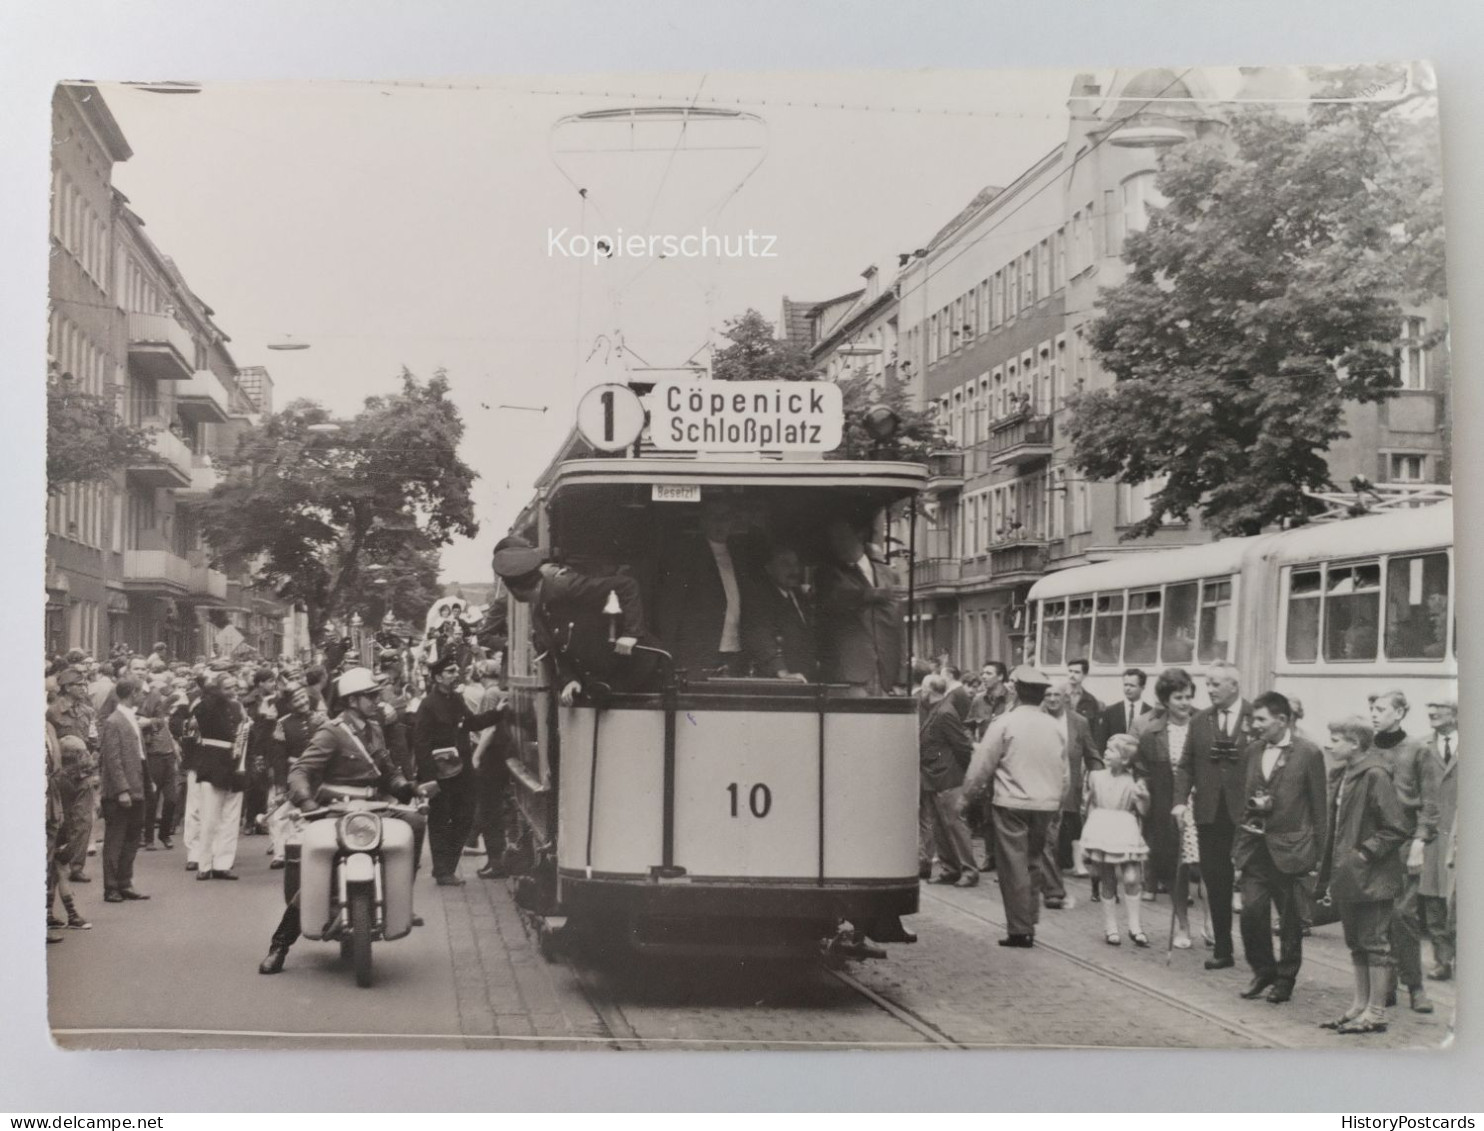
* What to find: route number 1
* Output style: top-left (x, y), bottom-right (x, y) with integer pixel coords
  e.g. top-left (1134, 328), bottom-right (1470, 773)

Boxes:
top-left (726, 782), bottom-right (772, 818)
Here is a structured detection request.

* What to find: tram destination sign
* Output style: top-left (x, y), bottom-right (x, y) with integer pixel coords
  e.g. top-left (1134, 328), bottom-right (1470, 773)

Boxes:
top-left (649, 379), bottom-right (843, 452)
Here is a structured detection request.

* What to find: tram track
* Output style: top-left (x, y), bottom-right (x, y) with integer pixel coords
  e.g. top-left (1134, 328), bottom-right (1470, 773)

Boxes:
top-left (920, 888), bottom-right (1297, 1049)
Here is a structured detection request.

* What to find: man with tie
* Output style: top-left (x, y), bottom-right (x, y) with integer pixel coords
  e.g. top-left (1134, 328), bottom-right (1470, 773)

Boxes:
top-left (1172, 660), bottom-right (1251, 970)
top-left (816, 516), bottom-right (904, 697)
top-left (1232, 691), bottom-right (1327, 1003)
top-left (1369, 689), bottom-right (1438, 1013)
top-left (741, 543), bottom-right (817, 681)
top-left (1099, 667), bottom-right (1152, 750)
top-left (1418, 698), bottom-right (1457, 982)
top-left (98, 678), bottom-right (150, 903)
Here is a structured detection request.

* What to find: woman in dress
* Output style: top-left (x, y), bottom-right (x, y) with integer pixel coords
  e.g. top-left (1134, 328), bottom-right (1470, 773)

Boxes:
top-left (1082, 734), bottom-right (1151, 945)
top-left (1132, 668), bottom-right (1196, 917)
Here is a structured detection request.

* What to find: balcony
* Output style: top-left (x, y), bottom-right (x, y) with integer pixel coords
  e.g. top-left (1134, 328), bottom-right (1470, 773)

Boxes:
top-left (122, 550), bottom-right (193, 593)
top-left (989, 411), bottom-right (1053, 468)
top-left (190, 563), bottom-right (228, 602)
top-left (923, 450), bottom-right (965, 494)
top-left (125, 424), bottom-right (193, 488)
top-left (988, 538), bottom-right (1052, 585)
top-left (176, 453), bottom-right (222, 502)
top-left (127, 312), bottom-right (197, 382)
top-left (912, 557), bottom-right (962, 592)
top-left (175, 368), bottom-right (233, 424)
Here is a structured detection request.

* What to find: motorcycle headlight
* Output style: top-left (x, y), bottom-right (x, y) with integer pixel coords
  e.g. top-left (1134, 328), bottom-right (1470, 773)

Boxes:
top-left (338, 812), bottom-right (382, 852)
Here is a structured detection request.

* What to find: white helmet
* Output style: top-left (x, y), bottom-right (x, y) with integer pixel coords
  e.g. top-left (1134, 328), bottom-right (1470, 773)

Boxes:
top-left (336, 667), bottom-right (384, 699)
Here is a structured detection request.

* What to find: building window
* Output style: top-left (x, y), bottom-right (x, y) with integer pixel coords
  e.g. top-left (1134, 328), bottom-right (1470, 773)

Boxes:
top-left (1121, 171), bottom-right (1161, 240)
top-left (1389, 453), bottom-right (1427, 483)
top-left (1037, 239), bottom-right (1051, 301)
top-left (1118, 475), bottom-right (1172, 526)
top-left (1052, 227), bottom-right (1066, 290)
top-left (1397, 317), bottom-right (1428, 390)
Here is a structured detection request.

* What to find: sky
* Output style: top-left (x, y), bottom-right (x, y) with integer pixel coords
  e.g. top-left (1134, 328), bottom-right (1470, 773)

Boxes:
top-left (100, 69), bottom-right (1080, 581)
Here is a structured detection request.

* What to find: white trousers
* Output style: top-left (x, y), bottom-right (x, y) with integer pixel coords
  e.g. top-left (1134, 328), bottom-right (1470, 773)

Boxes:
top-left (192, 781), bottom-right (242, 872)
top-left (183, 770), bottom-right (203, 859)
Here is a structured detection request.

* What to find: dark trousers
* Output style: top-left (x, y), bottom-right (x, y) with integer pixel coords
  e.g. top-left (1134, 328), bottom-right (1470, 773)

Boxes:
top-left (1419, 894), bottom-right (1455, 969)
top-left (1339, 898), bottom-right (1393, 966)
top-left (142, 755), bottom-right (176, 843)
top-left (991, 806), bottom-right (1057, 938)
top-left (101, 796), bottom-right (144, 893)
top-left (478, 750), bottom-right (510, 864)
top-left (1197, 806), bottom-right (1238, 960)
top-left (1038, 812), bottom-right (1066, 903)
top-left (428, 771), bottom-right (477, 878)
top-left (1056, 811), bottom-right (1082, 871)
top-left (1239, 841), bottom-right (1306, 984)
top-left (1393, 871), bottom-right (1425, 988)
top-left (66, 785), bottom-right (96, 875)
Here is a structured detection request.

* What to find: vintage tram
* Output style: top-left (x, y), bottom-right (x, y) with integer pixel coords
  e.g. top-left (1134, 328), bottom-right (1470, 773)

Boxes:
top-left (497, 448), bottom-right (928, 958)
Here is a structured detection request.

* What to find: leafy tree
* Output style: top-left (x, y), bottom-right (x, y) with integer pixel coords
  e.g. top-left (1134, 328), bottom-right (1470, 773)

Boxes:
top-left (709, 308), bottom-right (951, 460)
top-left (358, 546), bottom-right (443, 630)
top-left (1068, 81), bottom-right (1446, 537)
top-left (46, 372), bottom-right (155, 493)
top-left (199, 369), bottom-right (477, 637)
top-left (711, 309), bottom-right (817, 382)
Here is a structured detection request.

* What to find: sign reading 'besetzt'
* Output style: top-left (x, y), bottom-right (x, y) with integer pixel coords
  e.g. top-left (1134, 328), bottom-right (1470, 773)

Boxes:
top-left (649, 380), bottom-right (843, 452)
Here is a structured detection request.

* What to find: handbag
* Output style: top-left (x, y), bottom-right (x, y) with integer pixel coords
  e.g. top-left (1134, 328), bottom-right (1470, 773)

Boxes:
top-left (430, 745), bottom-right (465, 780)
top-left (1309, 889), bottom-right (1342, 928)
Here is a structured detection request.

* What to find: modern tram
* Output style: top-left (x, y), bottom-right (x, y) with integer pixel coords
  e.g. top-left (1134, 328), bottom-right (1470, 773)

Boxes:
top-left (498, 450), bottom-right (928, 958)
top-left (1026, 498), bottom-right (1456, 727)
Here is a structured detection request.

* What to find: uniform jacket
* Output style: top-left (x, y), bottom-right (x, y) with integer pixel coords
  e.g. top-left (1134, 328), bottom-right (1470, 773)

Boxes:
top-left (740, 579), bottom-right (817, 679)
top-left (1232, 731), bottom-right (1329, 875)
top-left (1317, 752), bottom-right (1409, 902)
top-left (919, 697), bottom-right (973, 792)
top-left (964, 704), bottom-right (1068, 811)
top-left (192, 692), bottom-right (246, 790)
top-left (98, 707), bottom-right (146, 801)
top-left (1053, 708), bottom-right (1102, 813)
top-left (530, 564), bottom-right (657, 690)
top-left (1172, 699), bottom-right (1253, 825)
top-left (1372, 729), bottom-right (1437, 843)
top-left (413, 683), bottom-right (504, 783)
top-left (287, 713), bottom-right (410, 808)
top-left (815, 552), bottom-right (904, 693)
top-left (1420, 729), bottom-right (1457, 898)
top-left (654, 535), bottom-right (755, 673)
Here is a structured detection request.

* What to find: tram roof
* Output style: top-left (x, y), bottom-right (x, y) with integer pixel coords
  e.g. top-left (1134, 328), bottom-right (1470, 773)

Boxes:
top-left (1028, 498), bottom-right (1453, 601)
top-left (544, 456), bottom-right (930, 498)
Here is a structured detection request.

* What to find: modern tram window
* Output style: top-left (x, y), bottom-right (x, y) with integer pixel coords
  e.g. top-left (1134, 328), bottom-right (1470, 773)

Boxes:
top-left (1286, 568), bottom-right (1322, 662)
top-left (1198, 578), bottom-right (1233, 663)
top-left (1123, 589), bottom-right (1161, 664)
top-left (1041, 600), bottom-right (1067, 667)
top-left (1160, 582), bottom-right (1198, 664)
top-left (1093, 593), bottom-right (1125, 665)
top-left (1384, 551), bottom-right (1450, 660)
top-left (1065, 598), bottom-right (1094, 663)
top-left (1323, 561), bottom-right (1381, 662)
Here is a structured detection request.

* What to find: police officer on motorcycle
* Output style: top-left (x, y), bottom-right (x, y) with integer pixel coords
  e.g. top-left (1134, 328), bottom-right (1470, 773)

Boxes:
top-left (258, 667), bottom-right (434, 975)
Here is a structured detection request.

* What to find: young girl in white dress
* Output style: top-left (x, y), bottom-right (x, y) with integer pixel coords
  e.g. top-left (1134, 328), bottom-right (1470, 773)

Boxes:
top-left (1082, 733), bottom-right (1151, 946)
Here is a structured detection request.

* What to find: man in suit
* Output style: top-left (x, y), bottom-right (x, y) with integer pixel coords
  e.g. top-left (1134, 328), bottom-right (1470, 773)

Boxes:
top-left (1066, 658), bottom-right (1102, 727)
top-left (1099, 667), bottom-right (1152, 751)
top-left (1419, 698), bottom-right (1457, 982)
top-left (1172, 660), bottom-right (1252, 970)
top-left (654, 497), bottom-right (752, 676)
top-left (1232, 691), bottom-right (1328, 1003)
top-left (815, 516), bottom-right (904, 697)
top-left (741, 543), bottom-right (817, 681)
top-left (99, 678), bottom-right (149, 902)
top-left (1040, 677), bottom-right (1101, 906)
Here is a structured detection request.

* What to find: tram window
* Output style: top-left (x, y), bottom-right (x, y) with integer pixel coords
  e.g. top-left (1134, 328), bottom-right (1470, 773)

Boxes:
top-left (1123, 589), bottom-right (1161, 664)
top-left (1066, 598), bottom-right (1094, 664)
top-left (1092, 593), bottom-right (1125, 665)
top-left (1323, 561), bottom-right (1381, 662)
top-left (1286, 569), bottom-right (1322, 662)
top-left (1041, 600), bottom-right (1066, 666)
top-left (1198, 578), bottom-right (1233, 663)
top-left (1384, 552), bottom-right (1449, 660)
top-left (1160, 582), bottom-right (1198, 664)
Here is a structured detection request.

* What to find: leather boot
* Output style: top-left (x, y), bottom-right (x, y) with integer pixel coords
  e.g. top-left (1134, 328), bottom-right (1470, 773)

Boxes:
top-left (258, 946), bottom-right (289, 975)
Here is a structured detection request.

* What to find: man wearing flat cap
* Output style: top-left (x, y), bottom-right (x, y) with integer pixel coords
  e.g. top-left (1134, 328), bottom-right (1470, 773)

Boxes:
top-left (493, 535), bottom-right (660, 704)
top-left (961, 666), bottom-right (1069, 948)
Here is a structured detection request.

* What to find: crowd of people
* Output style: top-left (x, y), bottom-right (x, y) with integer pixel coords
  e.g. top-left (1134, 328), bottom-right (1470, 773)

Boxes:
top-left (914, 655), bottom-right (1458, 1035)
top-left (42, 640), bottom-right (513, 959)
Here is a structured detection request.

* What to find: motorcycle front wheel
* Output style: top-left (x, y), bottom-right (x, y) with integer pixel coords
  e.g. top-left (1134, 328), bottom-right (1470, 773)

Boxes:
top-left (348, 886), bottom-right (374, 988)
